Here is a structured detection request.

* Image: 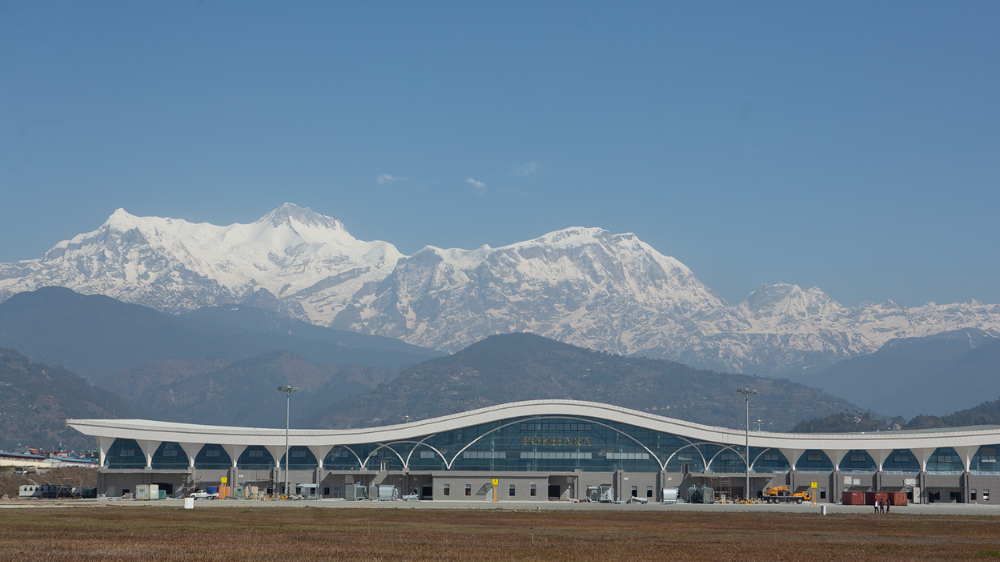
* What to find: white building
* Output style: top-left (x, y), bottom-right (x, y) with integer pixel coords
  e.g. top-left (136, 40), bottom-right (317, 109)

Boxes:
top-left (69, 399), bottom-right (1000, 503)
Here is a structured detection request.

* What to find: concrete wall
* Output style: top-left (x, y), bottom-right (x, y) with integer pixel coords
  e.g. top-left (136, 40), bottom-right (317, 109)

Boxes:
top-left (97, 467), bottom-right (1000, 505)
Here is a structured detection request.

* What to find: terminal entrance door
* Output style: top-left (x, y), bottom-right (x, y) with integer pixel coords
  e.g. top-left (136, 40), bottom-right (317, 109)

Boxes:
top-left (548, 484), bottom-right (561, 499)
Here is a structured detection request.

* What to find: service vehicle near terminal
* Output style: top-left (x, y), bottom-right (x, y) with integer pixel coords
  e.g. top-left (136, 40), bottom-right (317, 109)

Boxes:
top-left (189, 490), bottom-right (218, 500)
top-left (763, 485), bottom-right (812, 504)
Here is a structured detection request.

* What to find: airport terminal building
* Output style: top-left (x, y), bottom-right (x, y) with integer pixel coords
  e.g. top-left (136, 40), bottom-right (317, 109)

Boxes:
top-left (68, 400), bottom-right (1000, 504)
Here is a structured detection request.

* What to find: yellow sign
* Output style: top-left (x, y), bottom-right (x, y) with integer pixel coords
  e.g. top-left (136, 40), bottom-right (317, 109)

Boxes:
top-left (810, 482), bottom-right (817, 488)
top-left (221, 477), bottom-right (228, 484)
top-left (492, 479), bottom-right (499, 486)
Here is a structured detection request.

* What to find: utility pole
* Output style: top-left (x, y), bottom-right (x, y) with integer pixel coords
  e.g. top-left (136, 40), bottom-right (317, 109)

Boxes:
top-left (278, 386), bottom-right (298, 499)
top-left (737, 388), bottom-right (757, 501)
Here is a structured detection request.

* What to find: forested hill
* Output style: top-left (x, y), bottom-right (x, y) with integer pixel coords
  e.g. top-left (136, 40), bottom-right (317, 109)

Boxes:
top-left (0, 348), bottom-right (135, 451)
top-left (305, 333), bottom-right (855, 431)
top-left (792, 397), bottom-right (1000, 433)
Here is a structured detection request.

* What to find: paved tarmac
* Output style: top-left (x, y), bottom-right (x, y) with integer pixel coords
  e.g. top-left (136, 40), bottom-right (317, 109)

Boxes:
top-left (4, 497), bottom-right (1000, 516)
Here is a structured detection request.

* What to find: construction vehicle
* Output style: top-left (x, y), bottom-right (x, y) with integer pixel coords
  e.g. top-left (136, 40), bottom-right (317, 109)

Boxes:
top-left (762, 485), bottom-right (811, 504)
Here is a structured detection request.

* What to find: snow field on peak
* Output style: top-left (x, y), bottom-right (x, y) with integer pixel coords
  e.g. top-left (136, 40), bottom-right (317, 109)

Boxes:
top-left (4, 204), bottom-right (1000, 375)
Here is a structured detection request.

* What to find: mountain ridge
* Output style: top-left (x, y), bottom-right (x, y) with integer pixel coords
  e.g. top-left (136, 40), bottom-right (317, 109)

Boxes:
top-left (3, 204), bottom-right (1000, 375)
top-left (304, 333), bottom-right (856, 431)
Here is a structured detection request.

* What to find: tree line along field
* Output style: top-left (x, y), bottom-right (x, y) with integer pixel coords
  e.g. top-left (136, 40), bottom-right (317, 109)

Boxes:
top-left (0, 508), bottom-right (999, 561)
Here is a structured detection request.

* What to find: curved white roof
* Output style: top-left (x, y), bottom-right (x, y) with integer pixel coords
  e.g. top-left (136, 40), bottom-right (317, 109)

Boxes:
top-left (68, 399), bottom-right (1000, 452)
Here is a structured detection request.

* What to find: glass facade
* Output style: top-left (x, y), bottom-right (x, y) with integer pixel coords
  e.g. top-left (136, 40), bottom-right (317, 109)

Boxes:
top-left (106, 439), bottom-right (145, 469)
top-left (926, 447), bottom-right (964, 473)
top-left (882, 449), bottom-right (920, 473)
top-left (840, 450), bottom-right (876, 472)
top-left (238, 446), bottom-right (275, 470)
top-left (152, 442), bottom-right (188, 469)
top-left (99, 423), bottom-right (1000, 476)
top-left (971, 445), bottom-right (1000, 473)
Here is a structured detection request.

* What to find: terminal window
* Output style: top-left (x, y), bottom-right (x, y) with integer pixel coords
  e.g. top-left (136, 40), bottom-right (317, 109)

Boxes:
top-left (806, 454), bottom-right (823, 462)
top-left (420, 451), bottom-right (436, 459)
top-left (984, 489), bottom-right (990, 501)
top-left (463, 451), bottom-right (506, 459)
top-left (465, 484), bottom-right (471, 496)
top-left (849, 454), bottom-right (866, 463)
top-left (206, 450), bottom-right (221, 458)
top-left (981, 448), bottom-right (996, 463)
top-left (607, 452), bottom-right (649, 460)
top-left (443, 484), bottom-right (450, 496)
top-left (519, 423), bottom-right (593, 431)
top-left (762, 453), bottom-right (779, 462)
top-left (972, 489), bottom-right (977, 501)
top-left (893, 454), bottom-right (908, 462)
top-left (120, 450), bottom-right (134, 457)
top-left (631, 486), bottom-right (637, 497)
top-left (530, 484), bottom-right (536, 497)
top-left (291, 450), bottom-right (307, 458)
top-left (248, 450), bottom-right (264, 458)
top-left (646, 486), bottom-right (653, 498)
top-left (509, 485), bottom-right (515, 497)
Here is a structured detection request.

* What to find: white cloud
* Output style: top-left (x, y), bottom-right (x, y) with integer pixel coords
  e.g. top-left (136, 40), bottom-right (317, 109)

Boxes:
top-left (466, 177), bottom-right (487, 193)
top-left (511, 160), bottom-right (540, 177)
top-left (376, 174), bottom-right (407, 185)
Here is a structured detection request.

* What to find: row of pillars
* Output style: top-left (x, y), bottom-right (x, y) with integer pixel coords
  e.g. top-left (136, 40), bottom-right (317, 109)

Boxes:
top-left (777, 445), bottom-right (982, 473)
top-left (97, 438), bottom-right (342, 471)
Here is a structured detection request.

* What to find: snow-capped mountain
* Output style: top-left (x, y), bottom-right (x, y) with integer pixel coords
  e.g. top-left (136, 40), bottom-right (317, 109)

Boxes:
top-left (0, 204), bottom-right (402, 318)
top-left (2, 204), bottom-right (999, 375)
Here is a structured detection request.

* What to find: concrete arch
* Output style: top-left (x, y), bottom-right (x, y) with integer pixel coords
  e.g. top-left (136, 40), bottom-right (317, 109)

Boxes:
top-left (327, 445), bottom-right (364, 469)
top-left (664, 442), bottom-right (709, 472)
top-left (403, 435), bottom-right (448, 470)
top-left (750, 447), bottom-right (788, 472)
top-left (706, 445), bottom-right (745, 473)
top-left (360, 443), bottom-right (406, 471)
top-left (447, 415), bottom-right (666, 470)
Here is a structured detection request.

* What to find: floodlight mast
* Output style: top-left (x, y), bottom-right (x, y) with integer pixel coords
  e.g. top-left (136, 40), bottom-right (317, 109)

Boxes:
top-left (736, 388), bottom-right (757, 502)
top-left (278, 386), bottom-right (298, 499)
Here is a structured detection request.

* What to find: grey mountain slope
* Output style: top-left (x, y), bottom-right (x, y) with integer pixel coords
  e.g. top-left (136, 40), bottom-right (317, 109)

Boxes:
top-left (304, 333), bottom-right (857, 431)
top-left (0, 287), bottom-right (437, 384)
top-left (799, 329), bottom-right (1000, 417)
top-left (0, 348), bottom-right (136, 450)
top-left (181, 304), bottom-right (441, 358)
top-left (100, 351), bottom-right (395, 427)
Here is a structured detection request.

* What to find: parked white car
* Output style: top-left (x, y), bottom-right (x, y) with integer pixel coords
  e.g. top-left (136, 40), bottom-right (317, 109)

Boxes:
top-left (189, 490), bottom-right (218, 500)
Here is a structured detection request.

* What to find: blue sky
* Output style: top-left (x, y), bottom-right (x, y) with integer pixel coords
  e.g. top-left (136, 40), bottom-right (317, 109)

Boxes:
top-left (1, 1), bottom-right (997, 307)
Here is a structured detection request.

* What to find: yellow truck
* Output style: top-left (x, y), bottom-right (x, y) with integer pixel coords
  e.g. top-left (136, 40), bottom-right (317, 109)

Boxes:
top-left (763, 485), bottom-right (811, 504)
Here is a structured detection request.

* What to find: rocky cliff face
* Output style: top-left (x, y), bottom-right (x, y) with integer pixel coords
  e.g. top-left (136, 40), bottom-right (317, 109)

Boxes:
top-left (3, 204), bottom-right (999, 375)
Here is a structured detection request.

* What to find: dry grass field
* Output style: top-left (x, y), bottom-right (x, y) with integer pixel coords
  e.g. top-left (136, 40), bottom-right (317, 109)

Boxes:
top-left (0, 507), bottom-right (998, 561)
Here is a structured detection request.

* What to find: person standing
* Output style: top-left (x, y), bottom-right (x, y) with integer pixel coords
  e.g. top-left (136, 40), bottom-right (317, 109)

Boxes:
top-left (886, 496), bottom-right (891, 514)
top-left (874, 498), bottom-right (879, 514)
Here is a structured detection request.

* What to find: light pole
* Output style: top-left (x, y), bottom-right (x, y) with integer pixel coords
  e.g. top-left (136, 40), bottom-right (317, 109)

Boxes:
top-left (737, 388), bottom-right (757, 501)
top-left (278, 385), bottom-right (298, 499)
top-left (754, 419), bottom-right (765, 431)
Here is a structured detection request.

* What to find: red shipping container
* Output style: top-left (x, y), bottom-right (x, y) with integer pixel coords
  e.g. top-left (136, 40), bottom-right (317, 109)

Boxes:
top-left (887, 491), bottom-right (907, 506)
top-left (864, 491), bottom-right (888, 506)
top-left (842, 491), bottom-right (865, 505)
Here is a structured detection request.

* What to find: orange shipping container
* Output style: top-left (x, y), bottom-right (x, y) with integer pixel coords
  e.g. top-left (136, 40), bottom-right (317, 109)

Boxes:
top-left (842, 491), bottom-right (865, 505)
top-left (864, 491), bottom-right (888, 506)
top-left (887, 491), bottom-right (907, 506)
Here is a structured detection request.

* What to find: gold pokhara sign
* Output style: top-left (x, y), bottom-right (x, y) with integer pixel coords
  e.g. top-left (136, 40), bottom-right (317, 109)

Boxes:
top-left (523, 436), bottom-right (592, 447)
